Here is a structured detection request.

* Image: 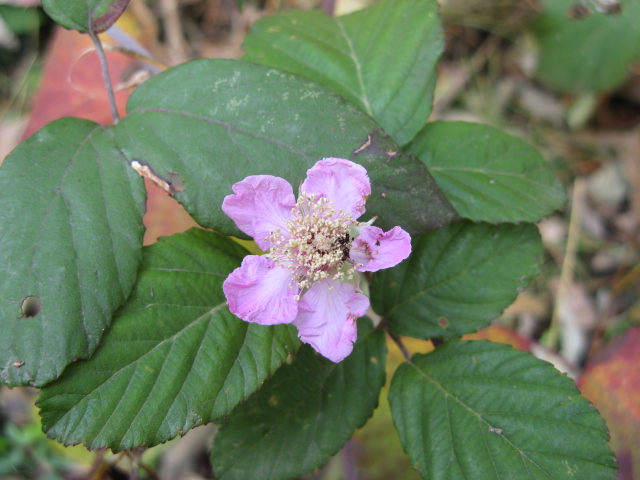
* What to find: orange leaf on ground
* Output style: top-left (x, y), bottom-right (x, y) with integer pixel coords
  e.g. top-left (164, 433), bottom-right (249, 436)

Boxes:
top-left (23, 14), bottom-right (197, 244)
top-left (23, 26), bottom-right (130, 137)
top-left (142, 178), bottom-right (199, 245)
top-left (578, 327), bottom-right (640, 480)
top-left (463, 325), bottom-right (532, 351)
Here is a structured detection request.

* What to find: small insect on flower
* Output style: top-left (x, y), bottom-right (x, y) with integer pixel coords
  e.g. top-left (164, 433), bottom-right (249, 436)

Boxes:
top-left (337, 233), bottom-right (351, 262)
top-left (222, 158), bottom-right (411, 362)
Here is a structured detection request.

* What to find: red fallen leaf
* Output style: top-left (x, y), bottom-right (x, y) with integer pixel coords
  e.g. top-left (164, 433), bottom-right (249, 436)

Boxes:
top-left (23, 18), bottom-right (197, 244)
top-left (578, 327), bottom-right (640, 480)
top-left (23, 26), bottom-right (129, 137)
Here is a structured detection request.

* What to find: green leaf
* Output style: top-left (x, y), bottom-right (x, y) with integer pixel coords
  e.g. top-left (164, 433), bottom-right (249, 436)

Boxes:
top-left (42, 0), bottom-right (130, 32)
top-left (242, 0), bottom-right (443, 146)
top-left (211, 318), bottom-right (386, 480)
top-left (389, 340), bottom-right (617, 480)
top-left (114, 58), bottom-right (456, 237)
top-left (408, 121), bottom-right (566, 223)
top-left (0, 118), bottom-right (145, 387)
top-left (533, 0), bottom-right (640, 93)
top-left (38, 229), bottom-right (299, 451)
top-left (371, 221), bottom-right (542, 339)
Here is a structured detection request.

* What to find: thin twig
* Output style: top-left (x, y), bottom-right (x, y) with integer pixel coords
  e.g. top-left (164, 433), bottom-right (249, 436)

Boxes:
top-left (138, 460), bottom-right (160, 480)
top-left (0, 51), bottom-right (38, 120)
top-left (87, 29), bottom-right (120, 124)
top-left (87, 448), bottom-right (108, 480)
top-left (128, 451), bottom-right (139, 480)
top-left (160, 0), bottom-right (189, 62)
top-left (102, 44), bottom-right (167, 72)
top-left (342, 438), bottom-right (360, 480)
top-left (546, 177), bottom-right (587, 350)
top-left (127, 447), bottom-right (149, 480)
top-left (386, 326), bottom-right (411, 362)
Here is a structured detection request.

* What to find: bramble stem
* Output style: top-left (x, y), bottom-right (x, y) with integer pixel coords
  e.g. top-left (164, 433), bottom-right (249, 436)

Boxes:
top-left (88, 29), bottom-right (120, 124)
top-left (387, 329), bottom-right (411, 362)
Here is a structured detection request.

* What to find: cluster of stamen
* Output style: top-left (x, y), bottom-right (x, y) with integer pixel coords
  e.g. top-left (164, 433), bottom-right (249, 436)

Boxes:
top-left (267, 192), bottom-right (357, 299)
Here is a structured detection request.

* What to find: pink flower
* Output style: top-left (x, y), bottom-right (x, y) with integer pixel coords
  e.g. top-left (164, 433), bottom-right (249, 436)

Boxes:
top-left (222, 158), bottom-right (411, 362)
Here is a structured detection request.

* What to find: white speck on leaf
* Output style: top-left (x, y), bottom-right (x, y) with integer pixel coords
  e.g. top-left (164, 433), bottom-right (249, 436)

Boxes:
top-left (229, 70), bottom-right (241, 87)
top-left (227, 95), bottom-right (250, 111)
top-left (266, 69), bottom-right (287, 79)
top-left (300, 89), bottom-right (322, 100)
top-left (563, 460), bottom-right (578, 477)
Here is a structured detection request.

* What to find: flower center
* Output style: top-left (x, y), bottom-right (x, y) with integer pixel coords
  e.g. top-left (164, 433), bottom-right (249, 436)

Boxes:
top-left (268, 192), bottom-right (356, 297)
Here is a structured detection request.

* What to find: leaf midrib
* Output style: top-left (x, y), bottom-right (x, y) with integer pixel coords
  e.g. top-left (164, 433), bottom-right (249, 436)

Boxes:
top-left (43, 302), bottom-right (227, 425)
top-left (403, 349), bottom-right (614, 479)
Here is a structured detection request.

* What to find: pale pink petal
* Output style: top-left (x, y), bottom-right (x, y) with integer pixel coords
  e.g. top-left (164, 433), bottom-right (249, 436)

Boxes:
top-left (222, 175), bottom-right (296, 250)
top-left (223, 255), bottom-right (298, 326)
top-left (350, 226), bottom-right (412, 272)
top-left (293, 278), bottom-right (369, 362)
top-left (300, 158), bottom-right (371, 219)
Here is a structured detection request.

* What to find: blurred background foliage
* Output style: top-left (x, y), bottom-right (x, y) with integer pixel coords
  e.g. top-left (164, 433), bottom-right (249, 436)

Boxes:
top-left (1, 0), bottom-right (639, 478)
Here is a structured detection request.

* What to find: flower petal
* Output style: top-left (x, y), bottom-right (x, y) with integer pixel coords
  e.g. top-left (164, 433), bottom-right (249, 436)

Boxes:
top-left (350, 226), bottom-right (412, 272)
top-left (223, 255), bottom-right (298, 325)
top-left (293, 278), bottom-right (369, 362)
top-left (300, 158), bottom-right (371, 219)
top-left (222, 175), bottom-right (296, 250)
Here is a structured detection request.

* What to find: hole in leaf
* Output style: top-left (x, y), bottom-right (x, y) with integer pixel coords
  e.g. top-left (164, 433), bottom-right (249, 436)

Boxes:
top-left (20, 296), bottom-right (42, 318)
